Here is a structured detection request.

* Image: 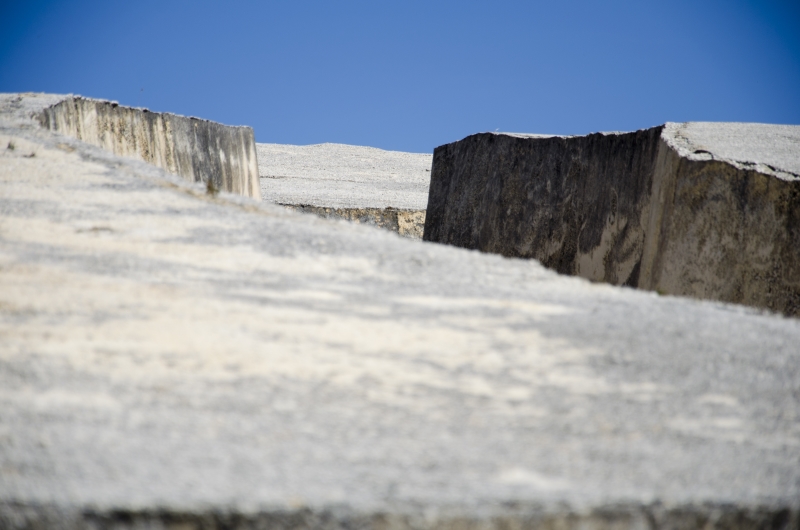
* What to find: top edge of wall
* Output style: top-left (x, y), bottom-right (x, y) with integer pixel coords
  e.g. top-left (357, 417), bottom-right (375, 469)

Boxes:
top-left (0, 92), bottom-right (252, 131)
top-left (661, 121), bottom-right (800, 181)
top-left (48, 94), bottom-right (254, 130)
top-left (439, 125), bottom-right (665, 149)
top-left (440, 122), bottom-right (800, 182)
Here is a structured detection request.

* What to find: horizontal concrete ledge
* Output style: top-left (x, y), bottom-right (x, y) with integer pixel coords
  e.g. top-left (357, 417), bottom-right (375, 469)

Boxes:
top-left (2, 502), bottom-right (797, 530)
top-left (258, 142), bottom-right (431, 236)
top-left (283, 204), bottom-right (426, 238)
top-left (1, 92), bottom-right (260, 198)
top-left (424, 123), bottom-right (800, 316)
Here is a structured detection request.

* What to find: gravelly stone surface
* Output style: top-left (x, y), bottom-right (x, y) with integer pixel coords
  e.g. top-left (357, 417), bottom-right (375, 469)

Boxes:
top-left (1, 98), bottom-right (799, 529)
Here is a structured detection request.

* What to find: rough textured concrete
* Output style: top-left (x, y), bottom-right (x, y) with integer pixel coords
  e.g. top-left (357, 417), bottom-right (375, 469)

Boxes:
top-left (258, 142), bottom-right (430, 237)
top-left (423, 123), bottom-right (800, 316)
top-left (284, 205), bottom-right (426, 238)
top-left (2, 96), bottom-right (800, 529)
top-left (0, 92), bottom-right (260, 198)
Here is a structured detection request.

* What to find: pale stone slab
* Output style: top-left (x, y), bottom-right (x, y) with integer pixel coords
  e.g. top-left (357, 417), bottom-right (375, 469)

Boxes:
top-left (258, 142), bottom-right (431, 237)
top-left (1, 97), bottom-right (799, 528)
top-left (664, 122), bottom-right (800, 179)
top-left (258, 142), bottom-right (431, 210)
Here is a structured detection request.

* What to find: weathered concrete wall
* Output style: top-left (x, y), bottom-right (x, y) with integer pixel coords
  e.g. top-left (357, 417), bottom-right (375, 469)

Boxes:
top-left (424, 129), bottom-right (663, 284)
top-left (39, 96), bottom-right (260, 198)
top-left (424, 123), bottom-right (800, 315)
top-left (258, 142), bottom-right (431, 238)
top-left (640, 124), bottom-right (800, 315)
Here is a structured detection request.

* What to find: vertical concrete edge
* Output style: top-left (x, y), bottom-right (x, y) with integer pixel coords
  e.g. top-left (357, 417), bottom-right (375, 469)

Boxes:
top-left (37, 95), bottom-right (260, 199)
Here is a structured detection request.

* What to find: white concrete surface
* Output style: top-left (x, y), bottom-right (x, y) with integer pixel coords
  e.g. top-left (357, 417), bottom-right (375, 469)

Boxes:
top-left (664, 122), bottom-right (800, 180)
top-left (1, 95), bottom-right (799, 528)
top-left (258, 142), bottom-right (431, 210)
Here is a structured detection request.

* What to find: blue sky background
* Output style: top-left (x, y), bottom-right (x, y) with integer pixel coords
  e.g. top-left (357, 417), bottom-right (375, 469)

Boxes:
top-left (1, 0), bottom-right (798, 153)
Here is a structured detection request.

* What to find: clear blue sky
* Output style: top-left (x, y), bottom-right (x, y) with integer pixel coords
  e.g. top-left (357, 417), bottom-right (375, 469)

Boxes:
top-left (1, 0), bottom-right (798, 153)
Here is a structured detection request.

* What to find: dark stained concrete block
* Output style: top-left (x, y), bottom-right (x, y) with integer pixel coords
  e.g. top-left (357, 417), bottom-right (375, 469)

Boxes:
top-left (424, 123), bottom-right (800, 315)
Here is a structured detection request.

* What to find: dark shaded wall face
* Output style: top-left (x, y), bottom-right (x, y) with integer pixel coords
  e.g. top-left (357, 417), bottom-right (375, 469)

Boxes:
top-left (423, 128), bottom-right (800, 316)
top-left (424, 129), bottom-right (663, 285)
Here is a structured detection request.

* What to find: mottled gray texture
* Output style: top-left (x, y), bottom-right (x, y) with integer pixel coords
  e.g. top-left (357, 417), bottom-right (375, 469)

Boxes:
top-left (258, 142), bottom-right (431, 210)
top-left (2, 98), bottom-right (800, 529)
top-left (284, 205), bottom-right (426, 239)
top-left (424, 123), bottom-right (800, 316)
top-left (664, 122), bottom-right (800, 179)
top-left (0, 92), bottom-right (260, 198)
top-left (258, 142), bottom-right (430, 238)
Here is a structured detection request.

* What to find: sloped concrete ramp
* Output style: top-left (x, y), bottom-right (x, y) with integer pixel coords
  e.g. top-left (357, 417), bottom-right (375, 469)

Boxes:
top-left (1, 102), bottom-right (800, 528)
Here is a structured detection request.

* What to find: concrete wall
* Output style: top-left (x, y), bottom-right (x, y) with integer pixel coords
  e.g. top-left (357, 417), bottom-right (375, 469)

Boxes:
top-left (38, 96), bottom-right (260, 198)
top-left (640, 130), bottom-right (800, 315)
top-left (424, 124), bottom-right (800, 316)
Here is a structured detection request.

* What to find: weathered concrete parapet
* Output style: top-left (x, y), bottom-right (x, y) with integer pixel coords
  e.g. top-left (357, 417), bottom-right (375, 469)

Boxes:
top-left (424, 128), bottom-right (663, 284)
top-left (34, 94), bottom-right (260, 198)
top-left (424, 123), bottom-right (800, 315)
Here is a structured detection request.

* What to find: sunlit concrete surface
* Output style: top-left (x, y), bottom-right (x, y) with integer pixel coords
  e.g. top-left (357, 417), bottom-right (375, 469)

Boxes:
top-left (1, 96), bottom-right (799, 529)
top-left (258, 142), bottom-right (430, 237)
